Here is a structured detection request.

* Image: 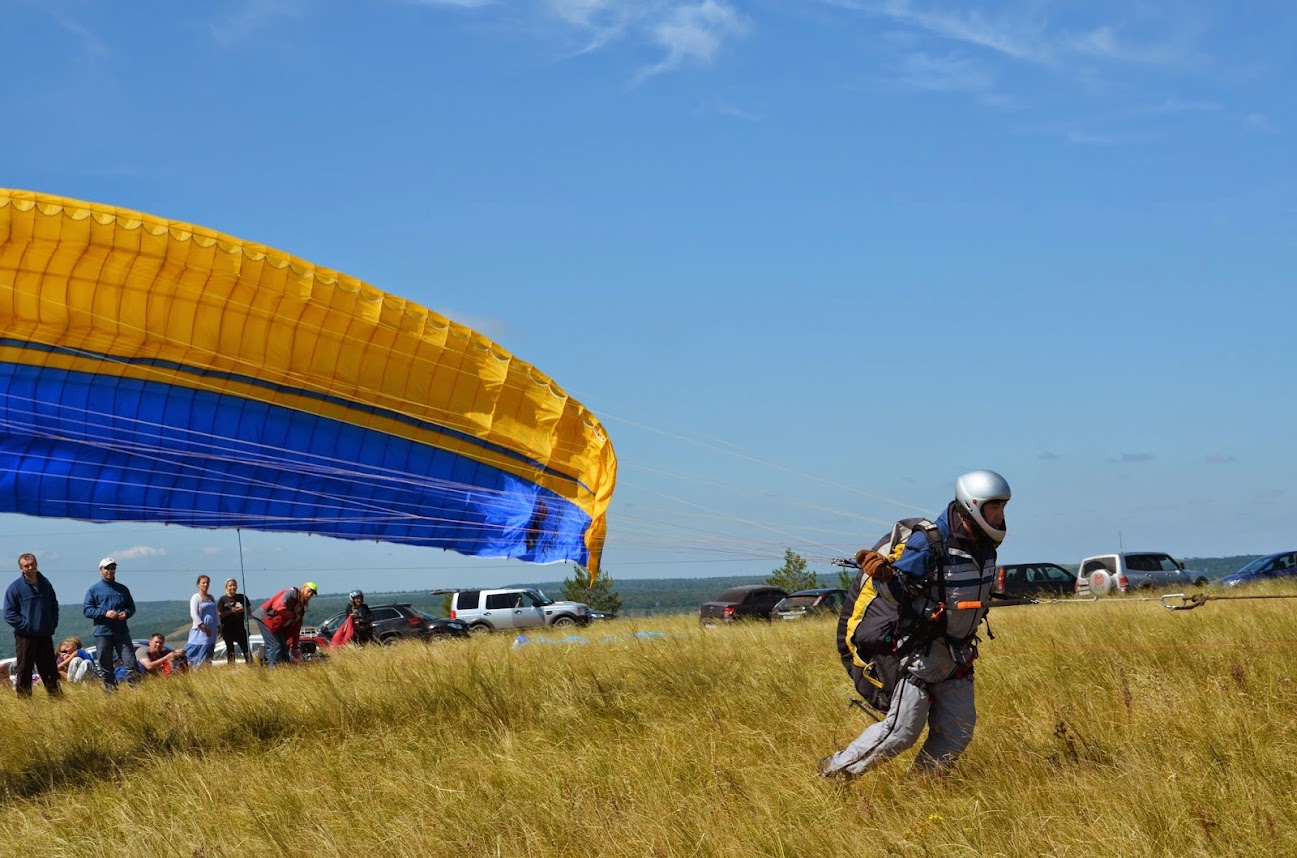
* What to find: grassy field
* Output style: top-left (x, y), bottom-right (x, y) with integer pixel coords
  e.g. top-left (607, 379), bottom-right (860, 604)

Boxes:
top-left (2, 587), bottom-right (1295, 857)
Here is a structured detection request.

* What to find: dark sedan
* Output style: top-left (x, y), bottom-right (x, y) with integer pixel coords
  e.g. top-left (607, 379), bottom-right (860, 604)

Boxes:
top-left (992, 563), bottom-right (1076, 599)
top-left (698, 585), bottom-right (788, 624)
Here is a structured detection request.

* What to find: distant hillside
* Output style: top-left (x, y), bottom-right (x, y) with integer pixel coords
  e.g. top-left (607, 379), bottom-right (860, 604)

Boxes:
top-left (1, 561), bottom-right (1261, 660)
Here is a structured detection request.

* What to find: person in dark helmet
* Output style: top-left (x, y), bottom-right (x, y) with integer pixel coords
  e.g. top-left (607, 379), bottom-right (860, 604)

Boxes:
top-left (346, 590), bottom-right (374, 645)
top-left (822, 469), bottom-right (1010, 779)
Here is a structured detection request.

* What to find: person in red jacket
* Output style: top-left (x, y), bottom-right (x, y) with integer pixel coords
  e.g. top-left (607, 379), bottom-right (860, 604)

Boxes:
top-left (252, 582), bottom-right (318, 668)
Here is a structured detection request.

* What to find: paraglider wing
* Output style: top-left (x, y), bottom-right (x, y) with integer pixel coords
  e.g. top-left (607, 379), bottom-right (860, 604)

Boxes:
top-left (0, 190), bottom-right (616, 573)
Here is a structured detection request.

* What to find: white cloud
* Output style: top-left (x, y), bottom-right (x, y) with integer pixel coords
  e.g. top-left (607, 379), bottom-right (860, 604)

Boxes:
top-left (112, 545), bottom-right (169, 562)
top-left (546, 0), bottom-right (617, 29)
top-left (636, 1), bottom-right (750, 83)
top-left (436, 308), bottom-right (511, 342)
top-left (870, 0), bottom-right (1053, 65)
top-left (894, 50), bottom-right (995, 93)
top-left (209, 0), bottom-right (307, 46)
top-left (1244, 112), bottom-right (1279, 133)
top-left (408, 0), bottom-right (496, 6)
top-left (1065, 128), bottom-right (1150, 146)
top-left (1064, 24), bottom-right (1184, 66)
top-left (48, 9), bottom-right (109, 60)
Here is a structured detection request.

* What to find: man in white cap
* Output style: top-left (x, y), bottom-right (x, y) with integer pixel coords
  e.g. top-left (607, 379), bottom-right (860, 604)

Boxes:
top-left (81, 557), bottom-right (141, 690)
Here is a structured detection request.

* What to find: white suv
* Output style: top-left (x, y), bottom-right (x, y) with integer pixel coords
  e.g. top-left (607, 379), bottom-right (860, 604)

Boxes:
top-left (436, 587), bottom-right (591, 634)
top-left (1075, 552), bottom-right (1209, 597)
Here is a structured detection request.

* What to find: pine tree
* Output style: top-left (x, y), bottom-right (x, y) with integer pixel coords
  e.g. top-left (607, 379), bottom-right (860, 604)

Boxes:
top-left (767, 548), bottom-right (819, 592)
top-left (561, 564), bottom-right (623, 616)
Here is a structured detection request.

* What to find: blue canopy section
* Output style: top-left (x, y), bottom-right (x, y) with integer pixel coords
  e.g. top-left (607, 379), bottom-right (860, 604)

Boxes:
top-left (0, 362), bottom-right (592, 565)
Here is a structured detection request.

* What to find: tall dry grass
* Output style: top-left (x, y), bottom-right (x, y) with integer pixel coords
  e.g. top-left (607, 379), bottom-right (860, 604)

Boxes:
top-left (2, 590), bottom-right (1295, 857)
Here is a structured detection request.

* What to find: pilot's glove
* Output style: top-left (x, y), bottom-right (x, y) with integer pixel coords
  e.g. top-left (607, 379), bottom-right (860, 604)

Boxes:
top-left (854, 549), bottom-right (894, 582)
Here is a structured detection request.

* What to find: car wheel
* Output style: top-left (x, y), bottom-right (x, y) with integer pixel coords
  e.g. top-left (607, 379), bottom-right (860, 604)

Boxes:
top-left (468, 624), bottom-right (492, 636)
top-left (1193, 577), bottom-right (1209, 588)
top-left (426, 630), bottom-right (449, 643)
top-left (551, 616), bottom-right (577, 628)
top-left (1088, 571), bottom-right (1114, 597)
top-left (379, 634), bottom-right (399, 646)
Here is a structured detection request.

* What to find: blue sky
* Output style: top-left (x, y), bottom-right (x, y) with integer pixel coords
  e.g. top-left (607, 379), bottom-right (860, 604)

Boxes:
top-left (2, 0), bottom-right (1293, 602)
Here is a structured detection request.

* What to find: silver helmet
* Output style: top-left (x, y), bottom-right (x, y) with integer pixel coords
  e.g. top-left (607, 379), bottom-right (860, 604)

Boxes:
top-left (349, 590), bottom-right (363, 601)
top-left (954, 470), bottom-right (1011, 544)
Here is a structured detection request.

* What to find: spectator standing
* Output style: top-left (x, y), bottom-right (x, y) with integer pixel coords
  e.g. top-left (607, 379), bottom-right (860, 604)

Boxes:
top-left (185, 575), bottom-right (219, 667)
top-left (82, 557), bottom-right (140, 690)
top-left (136, 633), bottom-right (187, 677)
top-left (3, 553), bottom-right (62, 698)
top-left (252, 582), bottom-right (317, 668)
top-left (56, 636), bottom-right (96, 683)
top-left (216, 578), bottom-right (253, 664)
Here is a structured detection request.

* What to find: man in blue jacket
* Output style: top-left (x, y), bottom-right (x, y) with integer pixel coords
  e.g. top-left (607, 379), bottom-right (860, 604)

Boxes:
top-left (3, 553), bottom-right (62, 697)
top-left (82, 557), bottom-right (140, 690)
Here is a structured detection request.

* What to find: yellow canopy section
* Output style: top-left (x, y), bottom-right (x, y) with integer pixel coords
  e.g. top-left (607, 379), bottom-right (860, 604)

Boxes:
top-left (0, 189), bottom-right (616, 574)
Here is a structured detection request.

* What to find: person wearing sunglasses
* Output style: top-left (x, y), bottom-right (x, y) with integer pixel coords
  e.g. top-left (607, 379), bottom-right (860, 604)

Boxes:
top-left (56, 636), bottom-right (95, 683)
top-left (81, 557), bottom-right (141, 690)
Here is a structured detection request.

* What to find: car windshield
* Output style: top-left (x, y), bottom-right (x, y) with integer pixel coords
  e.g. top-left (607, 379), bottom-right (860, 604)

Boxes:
top-left (1233, 556), bottom-right (1272, 576)
top-left (779, 595), bottom-right (821, 609)
top-left (317, 613), bottom-right (344, 634)
top-left (526, 589), bottom-right (554, 607)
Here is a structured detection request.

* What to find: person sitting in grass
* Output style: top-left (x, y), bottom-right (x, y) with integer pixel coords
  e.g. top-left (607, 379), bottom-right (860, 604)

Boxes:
top-left (56, 636), bottom-right (95, 683)
top-left (135, 633), bottom-right (187, 677)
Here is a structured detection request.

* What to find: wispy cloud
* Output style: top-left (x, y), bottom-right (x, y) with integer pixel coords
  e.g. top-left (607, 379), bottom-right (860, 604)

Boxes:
top-left (47, 9), bottom-right (109, 60)
top-left (409, 0), bottom-right (496, 7)
top-left (437, 308), bottom-right (510, 341)
top-left (1065, 128), bottom-right (1151, 146)
top-left (1205, 454), bottom-right (1238, 465)
top-left (1108, 452), bottom-right (1155, 464)
top-left (113, 545), bottom-right (169, 562)
top-left (1038, 451), bottom-right (1062, 461)
top-left (856, 1), bottom-right (1191, 71)
top-left (1064, 25), bottom-right (1183, 66)
top-left (634, 1), bottom-right (750, 83)
top-left (893, 50), bottom-right (995, 93)
top-left (713, 100), bottom-right (764, 121)
top-left (1244, 112), bottom-right (1279, 133)
top-left (209, 0), bottom-right (308, 47)
top-left (405, 0), bottom-right (749, 80)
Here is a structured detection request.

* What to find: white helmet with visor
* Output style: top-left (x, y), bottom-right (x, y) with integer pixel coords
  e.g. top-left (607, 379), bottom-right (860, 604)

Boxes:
top-left (954, 470), bottom-right (1011, 544)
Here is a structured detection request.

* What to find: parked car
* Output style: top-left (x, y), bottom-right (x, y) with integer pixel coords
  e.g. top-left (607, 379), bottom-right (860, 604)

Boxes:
top-left (1075, 552), bottom-right (1209, 597)
top-left (314, 603), bottom-right (470, 646)
top-left (771, 588), bottom-right (846, 620)
top-left (433, 588), bottom-right (591, 634)
top-left (698, 585), bottom-right (788, 624)
top-left (992, 563), bottom-right (1076, 599)
top-left (1216, 551), bottom-right (1297, 588)
top-left (211, 634), bottom-right (267, 665)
